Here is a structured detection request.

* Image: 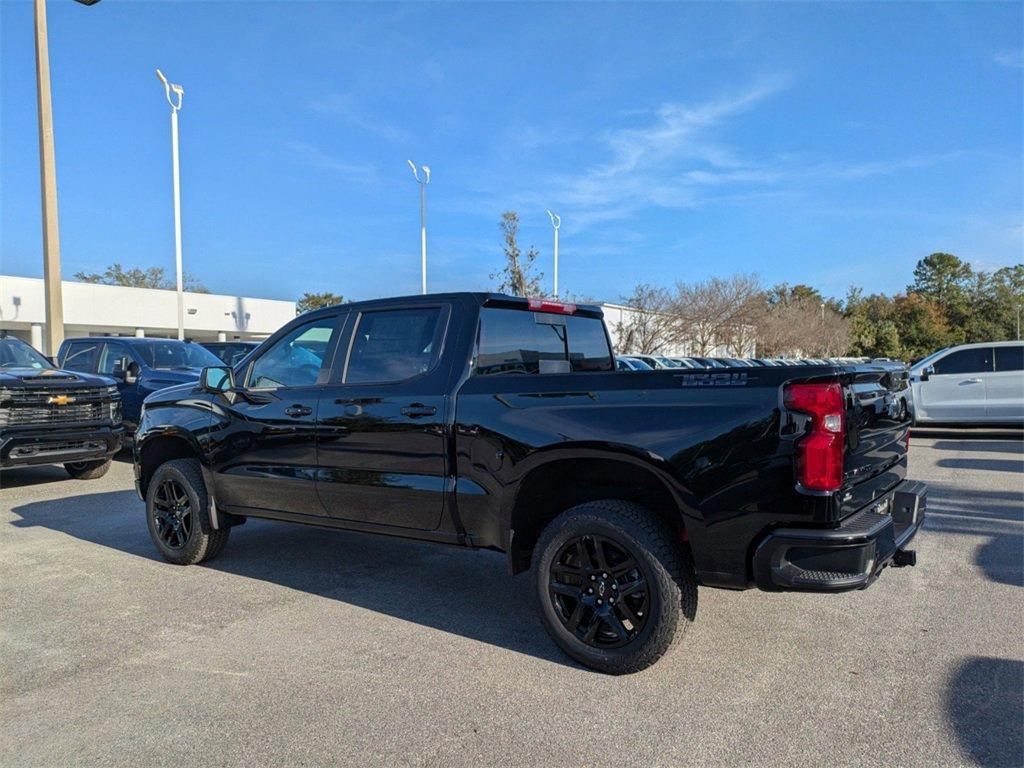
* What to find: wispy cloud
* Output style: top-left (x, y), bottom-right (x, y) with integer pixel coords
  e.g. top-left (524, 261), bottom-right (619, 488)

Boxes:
top-left (993, 49), bottom-right (1024, 68)
top-left (283, 140), bottom-right (378, 181)
top-left (519, 75), bottom-right (967, 229)
top-left (309, 93), bottom-right (410, 142)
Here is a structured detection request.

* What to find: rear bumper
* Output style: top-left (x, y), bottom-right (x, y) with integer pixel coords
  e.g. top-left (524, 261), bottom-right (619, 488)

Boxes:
top-left (0, 425), bottom-right (123, 468)
top-left (752, 479), bottom-right (927, 591)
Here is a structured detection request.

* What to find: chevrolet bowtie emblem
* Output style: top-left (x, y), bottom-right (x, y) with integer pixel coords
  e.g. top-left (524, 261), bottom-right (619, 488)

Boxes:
top-left (47, 394), bottom-right (75, 405)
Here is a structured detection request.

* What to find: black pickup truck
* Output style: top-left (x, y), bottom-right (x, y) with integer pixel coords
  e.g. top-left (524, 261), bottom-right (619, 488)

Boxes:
top-left (1, 335), bottom-right (123, 479)
top-left (133, 293), bottom-right (925, 673)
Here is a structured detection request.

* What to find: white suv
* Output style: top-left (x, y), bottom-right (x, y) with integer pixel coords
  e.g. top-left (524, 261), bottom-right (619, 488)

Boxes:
top-left (909, 341), bottom-right (1024, 424)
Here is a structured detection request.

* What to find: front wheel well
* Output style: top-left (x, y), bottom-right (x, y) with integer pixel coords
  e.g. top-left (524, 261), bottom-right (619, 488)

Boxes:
top-left (138, 436), bottom-right (199, 498)
top-left (507, 458), bottom-right (685, 574)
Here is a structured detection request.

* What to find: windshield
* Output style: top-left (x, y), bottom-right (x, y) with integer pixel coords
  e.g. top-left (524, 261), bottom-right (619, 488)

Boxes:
top-left (0, 338), bottom-right (55, 369)
top-left (134, 341), bottom-right (222, 370)
top-left (911, 347), bottom-right (950, 370)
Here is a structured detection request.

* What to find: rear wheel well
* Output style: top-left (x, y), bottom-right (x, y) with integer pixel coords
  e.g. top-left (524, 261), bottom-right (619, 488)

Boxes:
top-left (508, 458), bottom-right (684, 574)
top-left (139, 436), bottom-right (199, 498)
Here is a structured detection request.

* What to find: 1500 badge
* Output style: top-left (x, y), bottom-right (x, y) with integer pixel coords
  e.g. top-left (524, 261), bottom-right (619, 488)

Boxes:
top-left (679, 373), bottom-right (748, 387)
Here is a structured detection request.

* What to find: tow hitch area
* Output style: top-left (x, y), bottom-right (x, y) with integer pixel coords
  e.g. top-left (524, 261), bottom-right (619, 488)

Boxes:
top-left (892, 549), bottom-right (917, 567)
top-left (752, 480), bottom-right (927, 591)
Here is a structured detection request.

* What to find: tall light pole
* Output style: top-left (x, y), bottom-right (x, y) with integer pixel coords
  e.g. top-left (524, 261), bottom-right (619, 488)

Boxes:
top-left (34, 0), bottom-right (101, 355)
top-left (156, 69), bottom-right (185, 340)
top-left (1017, 304), bottom-right (1022, 341)
top-left (546, 210), bottom-right (561, 298)
top-left (407, 160), bottom-right (430, 294)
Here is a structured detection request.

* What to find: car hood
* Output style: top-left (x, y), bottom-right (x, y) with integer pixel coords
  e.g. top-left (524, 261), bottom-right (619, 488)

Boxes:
top-left (0, 367), bottom-right (116, 389)
top-left (141, 368), bottom-right (204, 386)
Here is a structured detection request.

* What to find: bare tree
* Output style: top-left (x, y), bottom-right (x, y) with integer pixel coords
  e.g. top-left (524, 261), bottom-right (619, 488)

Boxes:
top-left (613, 284), bottom-right (677, 354)
top-left (672, 274), bottom-right (763, 356)
top-left (491, 211), bottom-right (544, 297)
top-left (758, 298), bottom-right (850, 357)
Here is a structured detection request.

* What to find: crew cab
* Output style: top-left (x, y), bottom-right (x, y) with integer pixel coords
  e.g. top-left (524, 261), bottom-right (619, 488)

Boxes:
top-left (0, 335), bottom-right (123, 478)
top-left (57, 336), bottom-right (224, 433)
top-left (133, 293), bottom-right (926, 673)
top-left (909, 341), bottom-right (1024, 425)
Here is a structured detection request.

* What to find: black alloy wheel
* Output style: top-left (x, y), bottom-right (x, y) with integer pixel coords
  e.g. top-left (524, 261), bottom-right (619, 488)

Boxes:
top-left (548, 534), bottom-right (650, 649)
top-left (151, 477), bottom-right (194, 550)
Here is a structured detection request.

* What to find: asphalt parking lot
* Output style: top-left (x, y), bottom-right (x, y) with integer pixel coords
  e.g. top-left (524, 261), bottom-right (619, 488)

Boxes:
top-left (2, 431), bottom-right (1022, 767)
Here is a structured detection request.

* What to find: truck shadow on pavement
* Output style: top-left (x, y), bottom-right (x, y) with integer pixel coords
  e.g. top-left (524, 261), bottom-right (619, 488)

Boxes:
top-left (8, 490), bottom-right (580, 668)
top-left (924, 486), bottom-right (1023, 589)
top-left (0, 465), bottom-right (78, 489)
top-left (945, 656), bottom-right (1024, 767)
top-left (935, 457), bottom-right (1023, 473)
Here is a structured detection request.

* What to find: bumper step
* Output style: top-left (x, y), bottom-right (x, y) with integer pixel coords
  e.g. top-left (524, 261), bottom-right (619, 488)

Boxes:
top-left (752, 480), bottom-right (927, 592)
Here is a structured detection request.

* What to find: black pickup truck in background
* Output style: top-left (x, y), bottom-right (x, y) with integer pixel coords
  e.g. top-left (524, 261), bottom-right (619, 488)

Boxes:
top-left (133, 293), bottom-right (925, 673)
top-left (1, 335), bottom-right (123, 479)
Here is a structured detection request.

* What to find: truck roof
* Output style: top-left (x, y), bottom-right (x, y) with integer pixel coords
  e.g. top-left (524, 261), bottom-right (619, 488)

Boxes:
top-left (297, 292), bottom-right (606, 319)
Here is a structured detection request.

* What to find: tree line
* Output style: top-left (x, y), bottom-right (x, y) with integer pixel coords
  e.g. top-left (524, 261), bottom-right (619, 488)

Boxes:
top-left (487, 215), bottom-right (1021, 361)
top-left (612, 253), bottom-right (1022, 361)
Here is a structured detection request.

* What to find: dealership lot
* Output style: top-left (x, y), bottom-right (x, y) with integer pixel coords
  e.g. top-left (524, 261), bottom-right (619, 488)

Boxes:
top-left (2, 432), bottom-right (1021, 767)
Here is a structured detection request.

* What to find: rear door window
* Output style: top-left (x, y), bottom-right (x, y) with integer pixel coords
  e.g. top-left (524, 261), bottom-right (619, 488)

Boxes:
top-left (933, 348), bottom-right (993, 375)
top-left (994, 345), bottom-right (1024, 372)
top-left (62, 341), bottom-right (99, 373)
top-left (344, 308), bottom-right (443, 384)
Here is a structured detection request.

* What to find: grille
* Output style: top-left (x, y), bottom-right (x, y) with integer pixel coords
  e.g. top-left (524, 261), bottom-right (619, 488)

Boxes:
top-left (0, 387), bottom-right (111, 427)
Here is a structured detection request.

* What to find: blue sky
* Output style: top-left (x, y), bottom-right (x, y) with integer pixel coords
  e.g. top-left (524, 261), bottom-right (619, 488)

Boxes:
top-left (2, 1), bottom-right (1021, 304)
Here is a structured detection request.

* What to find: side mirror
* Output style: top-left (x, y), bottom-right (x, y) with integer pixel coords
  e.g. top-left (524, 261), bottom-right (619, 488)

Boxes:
top-left (920, 365), bottom-right (935, 382)
top-left (125, 361), bottom-right (141, 385)
top-left (200, 366), bottom-right (234, 393)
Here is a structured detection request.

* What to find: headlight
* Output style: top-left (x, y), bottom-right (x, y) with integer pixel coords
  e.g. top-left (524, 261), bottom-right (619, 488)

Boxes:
top-left (105, 385), bottom-right (119, 396)
top-left (109, 400), bottom-right (122, 422)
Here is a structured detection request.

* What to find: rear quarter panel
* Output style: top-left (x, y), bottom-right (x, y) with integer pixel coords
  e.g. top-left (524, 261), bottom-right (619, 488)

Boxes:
top-left (454, 363), bottom-right (911, 588)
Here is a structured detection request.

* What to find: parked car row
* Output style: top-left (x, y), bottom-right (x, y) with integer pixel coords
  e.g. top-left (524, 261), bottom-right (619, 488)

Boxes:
top-left (0, 333), bottom-right (265, 480)
top-left (616, 354), bottom-right (876, 370)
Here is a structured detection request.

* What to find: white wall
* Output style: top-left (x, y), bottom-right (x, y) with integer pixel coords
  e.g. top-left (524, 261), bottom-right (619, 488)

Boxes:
top-left (0, 275), bottom-right (296, 343)
top-left (598, 302), bottom-right (756, 358)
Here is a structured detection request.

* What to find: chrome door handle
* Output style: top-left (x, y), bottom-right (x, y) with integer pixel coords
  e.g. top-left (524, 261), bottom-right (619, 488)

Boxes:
top-left (284, 404), bottom-right (313, 417)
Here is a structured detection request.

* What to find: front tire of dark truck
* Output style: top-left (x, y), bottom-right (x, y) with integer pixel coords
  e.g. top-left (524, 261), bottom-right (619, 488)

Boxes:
top-left (64, 458), bottom-right (112, 480)
top-left (533, 500), bottom-right (697, 674)
top-left (145, 458), bottom-right (230, 565)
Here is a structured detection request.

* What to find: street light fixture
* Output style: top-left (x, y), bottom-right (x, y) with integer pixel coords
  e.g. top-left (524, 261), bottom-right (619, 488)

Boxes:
top-left (156, 68), bottom-right (186, 340)
top-left (546, 210), bottom-right (561, 298)
top-left (33, 0), bottom-right (101, 355)
top-left (407, 160), bottom-right (430, 294)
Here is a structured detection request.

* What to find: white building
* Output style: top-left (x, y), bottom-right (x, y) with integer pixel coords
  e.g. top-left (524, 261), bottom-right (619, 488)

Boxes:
top-left (597, 302), bottom-right (755, 358)
top-left (0, 275), bottom-right (296, 349)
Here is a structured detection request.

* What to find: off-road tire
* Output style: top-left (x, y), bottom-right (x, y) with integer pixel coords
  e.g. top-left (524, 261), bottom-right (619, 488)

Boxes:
top-left (64, 458), bottom-right (112, 480)
top-left (533, 499), bottom-right (698, 674)
top-left (146, 458), bottom-right (230, 565)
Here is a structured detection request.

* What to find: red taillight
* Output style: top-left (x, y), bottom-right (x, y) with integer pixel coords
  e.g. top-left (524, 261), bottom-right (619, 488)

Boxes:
top-left (784, 382), bottom-right (845, 492)
top-left (527, 298), bottom-right (577, 314)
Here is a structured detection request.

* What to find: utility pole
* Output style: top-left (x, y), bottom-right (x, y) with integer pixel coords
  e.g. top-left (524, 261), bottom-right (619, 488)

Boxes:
top-left (156, 69), bottom-right (185, 340)
top-left (33, 0), bottom-right (101, 355)
top-left (34, 0), bottom-right (64, 356)
top-left (547, 210), bottom-right (560, 298)
top-left (407, 161), bottom-right (430, 294)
